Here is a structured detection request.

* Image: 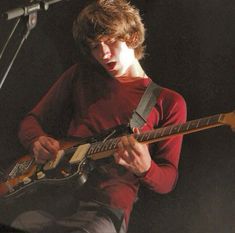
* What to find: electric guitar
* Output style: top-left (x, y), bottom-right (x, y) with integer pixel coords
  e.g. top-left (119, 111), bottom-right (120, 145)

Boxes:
top-left (0, 111), bottom-right (234, 201)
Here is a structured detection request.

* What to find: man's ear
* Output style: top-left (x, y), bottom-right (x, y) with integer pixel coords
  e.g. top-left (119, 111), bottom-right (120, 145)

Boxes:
top-left (126, 32), bottom-right (139, 49)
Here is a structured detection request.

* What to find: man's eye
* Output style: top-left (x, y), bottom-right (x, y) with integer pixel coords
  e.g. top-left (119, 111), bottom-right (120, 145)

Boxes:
top-left (90, 44), bottom-right (99, 49)
top-left (107, 39), bottom-right (116, 44)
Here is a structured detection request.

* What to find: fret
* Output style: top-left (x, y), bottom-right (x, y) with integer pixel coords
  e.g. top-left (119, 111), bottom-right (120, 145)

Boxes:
top-left (160, 128), bottom-right (165, 137)
top-left (93, 142), bottom-right (104, 153)
top-left (168, 126), bottom-right (174, 135)
top-left (134, 134), bottom-right (142, 142)
top-left (87, 144), bottom-right (96, 155)
top-left (87, 145), bottom-right (93, 155)
top-left (206, 115), bottom-right (219, 125)
top-left (105, 139), bottom-right (115, 150)
top-left (153, 129), bottom-right (162, 139)
top-left (144, 132), bottom-right (151, 141)
top-left (218, 114), bottom-right (224, 122)
top-left (136, 132), bottom-right (143, 142)
top-left (171, 125), bottom-right (181, 134)
top-left (103, 141), bottom-right (111, 151)
top-left (139, 133), bottom-right (146, 142)
top-left (197, 114), bottom-right (220, 128)
top-left (149, 131), bottom-right (156, 140)
top-left (206, 116), bottom-right (215, 125)
top-left (103, 141), bottom-right (109, 151)
top-left (188, 120), bottom-right (199, 130)
top-left (114, 138), bottom-right (120, 148)
top-left (210, 114), bottom-right (221, 123)
top-left (163, 126), bottom-right (172, 136)
top-left (112, 138), bottom-right (120, 149)
top-left (138, 133), bottom-right (147, 142)
top-left (197, 117), bottom-right (209, 127)
top-left (101, 139), bottom-right (113, 151)
top-left (180, 122), bottom-right (189, 132)
top-left (89, 144), bottom-right (95, 154)
top-left (92, 143), bottom-right (101, 154)
top-left (167, 125), bottom-right (181, 135)
top-left (99, 142), bottom-right (108, 153)
top-left (186, 122), bottom-right (191, 130)
top-left (206, 117), bottom-right (210, 125)
top-left (136, 132), bottom-right (148, 142)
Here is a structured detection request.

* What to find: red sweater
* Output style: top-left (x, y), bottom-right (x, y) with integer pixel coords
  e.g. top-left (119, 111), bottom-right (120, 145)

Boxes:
top-left (18, 64), bottom-right (187, 223)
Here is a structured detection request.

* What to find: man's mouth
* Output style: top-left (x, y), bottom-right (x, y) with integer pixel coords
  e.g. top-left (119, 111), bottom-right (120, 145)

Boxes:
top-left (106, 62), bottom-right (116, 71)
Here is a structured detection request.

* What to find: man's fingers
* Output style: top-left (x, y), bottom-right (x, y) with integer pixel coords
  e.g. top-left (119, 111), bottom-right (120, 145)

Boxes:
top-left (47, 137), bottom-right (60, 150)
top-left (133, 127), bottom-right (140, 134)
top-left (33, 146), bottom-right (49, 164)
top-left (33, 136), bottom-right (60, 163)
top-left (118, 136), bottom-right (134, 160)
top-left (114, 152), bottom-right (131, 169)
top-left (127, 135), bottom-right (138, 148)
top-left (38, 137), bottom-right (59, 156)
top-left (33, 142), bottom-right (51, 159)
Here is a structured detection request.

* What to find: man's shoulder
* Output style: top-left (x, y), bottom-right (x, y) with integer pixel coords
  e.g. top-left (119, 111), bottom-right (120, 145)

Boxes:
top-left (156, 86), bottom-right (187, 121)
top-left (54, 63), bottom-right (80, 86)
top-left (61, 63), bottom-right (79, 78)
top-left (158, 86), bottom-right (186, 105)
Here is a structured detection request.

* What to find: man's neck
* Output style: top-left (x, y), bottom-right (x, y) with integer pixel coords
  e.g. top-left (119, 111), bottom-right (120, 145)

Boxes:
top-left (120, 59), bottom-right (146, 79)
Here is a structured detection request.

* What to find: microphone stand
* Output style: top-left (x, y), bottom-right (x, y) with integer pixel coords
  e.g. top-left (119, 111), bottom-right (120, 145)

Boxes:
top-left (0, 13), bottom-right (37, 90)
top-left (0, 0), bottom-right (70, 90)
top-left (0, 18), bottom-right (21, 61)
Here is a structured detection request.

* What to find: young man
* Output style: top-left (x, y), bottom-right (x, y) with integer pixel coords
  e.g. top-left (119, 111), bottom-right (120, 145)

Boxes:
top-left (12, 0), bottom-right (186, 232)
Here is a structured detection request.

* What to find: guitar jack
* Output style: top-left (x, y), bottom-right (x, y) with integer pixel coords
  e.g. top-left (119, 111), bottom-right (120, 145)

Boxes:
top-left (77, 173), bottom-right (88, 186)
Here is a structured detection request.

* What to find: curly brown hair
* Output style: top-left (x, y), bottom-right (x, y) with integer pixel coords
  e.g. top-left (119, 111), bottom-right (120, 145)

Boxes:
top-left (73, 0), bottom-right (146, 60)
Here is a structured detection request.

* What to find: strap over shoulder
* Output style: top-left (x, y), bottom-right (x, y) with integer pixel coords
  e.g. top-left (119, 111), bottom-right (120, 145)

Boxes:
top-left (129, 81), bottom-right (162, 129)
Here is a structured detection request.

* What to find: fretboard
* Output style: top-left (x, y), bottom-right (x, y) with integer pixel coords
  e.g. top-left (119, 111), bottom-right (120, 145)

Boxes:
top-left (86, 113), bottom-right (225, 160)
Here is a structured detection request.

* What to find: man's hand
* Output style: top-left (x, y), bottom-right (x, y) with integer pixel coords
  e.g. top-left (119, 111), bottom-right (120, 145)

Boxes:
top-left (32, 136), bottom-right (60, 164)
top-left (114, 128), bottom-right (151, 176)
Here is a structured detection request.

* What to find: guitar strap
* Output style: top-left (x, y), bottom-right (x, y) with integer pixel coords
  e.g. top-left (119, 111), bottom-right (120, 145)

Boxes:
top-left (129, 81), bottom-right (163, 129)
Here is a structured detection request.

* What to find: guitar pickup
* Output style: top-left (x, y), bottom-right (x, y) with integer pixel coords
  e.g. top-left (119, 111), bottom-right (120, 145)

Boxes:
top-left (43, 150), bottom-right (64, 171)
top-left (69, 143), bottom-right (91, 165)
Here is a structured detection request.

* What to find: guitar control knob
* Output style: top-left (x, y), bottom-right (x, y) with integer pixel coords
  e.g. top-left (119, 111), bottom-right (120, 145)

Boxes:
top-left (61, 169), bottom-right (70, 177)
top-left (37, 171), bottom-right (46, 179)
top-left (22, 176), bottom-right (32, 184)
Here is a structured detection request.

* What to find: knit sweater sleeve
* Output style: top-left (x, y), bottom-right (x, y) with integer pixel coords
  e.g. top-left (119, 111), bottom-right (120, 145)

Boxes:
top-left (18, 65), bottom-right (77, 151)
top-left (140, 89), bottom-right (187, 194)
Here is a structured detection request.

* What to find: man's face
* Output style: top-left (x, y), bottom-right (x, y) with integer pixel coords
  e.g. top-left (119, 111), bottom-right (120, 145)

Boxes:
top-left (89, 37), bottom-right (136, 78)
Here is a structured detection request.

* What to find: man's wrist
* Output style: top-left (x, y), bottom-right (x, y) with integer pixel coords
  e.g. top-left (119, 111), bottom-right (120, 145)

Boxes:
top-left (134, 170), bottom-right (148, 178)
top-left (134, 163), bottom-right (151, 178)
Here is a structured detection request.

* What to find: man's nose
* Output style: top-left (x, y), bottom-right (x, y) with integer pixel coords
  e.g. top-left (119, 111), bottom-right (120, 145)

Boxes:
top-left (100, 42), bottom-right (111, 59)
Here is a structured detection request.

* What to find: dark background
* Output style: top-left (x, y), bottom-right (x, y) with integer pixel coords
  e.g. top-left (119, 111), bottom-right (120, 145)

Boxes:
top-left (0, 0), bottom-right (235, 233)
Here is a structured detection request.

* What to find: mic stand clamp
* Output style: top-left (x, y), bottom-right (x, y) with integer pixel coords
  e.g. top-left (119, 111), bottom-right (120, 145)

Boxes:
top-left (0, 12), bottom-right (37, 89)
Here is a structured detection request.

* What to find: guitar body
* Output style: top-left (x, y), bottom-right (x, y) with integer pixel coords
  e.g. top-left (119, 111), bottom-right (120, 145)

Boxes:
top-left (0, 125), bottom-right (133, 202)
top-left (0, 139), bottom-right (92, 202)
top-left (0, 155), bottom-right (37, 197)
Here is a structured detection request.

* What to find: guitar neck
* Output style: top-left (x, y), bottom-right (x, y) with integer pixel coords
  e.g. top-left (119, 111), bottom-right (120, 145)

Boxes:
top-left (85, 112), bottom-right (233, 160)
top-left (135, 113), bottom-right (224, 144)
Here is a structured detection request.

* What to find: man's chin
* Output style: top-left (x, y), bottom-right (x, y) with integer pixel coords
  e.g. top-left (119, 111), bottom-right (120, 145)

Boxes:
top-left (106, 69), bottom-right (120, 78)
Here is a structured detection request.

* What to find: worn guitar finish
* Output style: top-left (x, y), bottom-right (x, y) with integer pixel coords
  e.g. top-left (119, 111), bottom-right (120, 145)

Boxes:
top-left (0, 111), bottom-right (234, 200)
